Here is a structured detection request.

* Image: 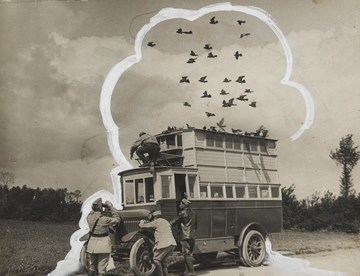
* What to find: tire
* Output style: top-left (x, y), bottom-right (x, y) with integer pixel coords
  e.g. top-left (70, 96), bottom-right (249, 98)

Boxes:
top-left (129, 238), bottom-right (156, 276)
top-left (193, 252), bottom-right (218, 265)
top-left (240, 230), bottom-right (265, 267)
top-left (80, 244), bottom-right (89, 271)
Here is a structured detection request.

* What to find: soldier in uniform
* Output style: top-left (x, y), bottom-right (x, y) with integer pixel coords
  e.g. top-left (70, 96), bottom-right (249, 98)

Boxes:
top-left (130, 132), bottom-right (160, 168)
top-left (139, 210), bottom-right (177, 276)
top-left (170, 198), bottom-right (197, 276)
top-left (86, 198), bottom-right (121, 276)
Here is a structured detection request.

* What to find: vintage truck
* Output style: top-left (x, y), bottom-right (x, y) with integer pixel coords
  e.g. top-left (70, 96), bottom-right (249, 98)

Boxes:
top-left (80, 127), bottom-right (282, 276)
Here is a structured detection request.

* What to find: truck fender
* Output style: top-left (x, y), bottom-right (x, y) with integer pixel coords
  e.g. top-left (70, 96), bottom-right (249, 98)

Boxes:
top-left (121, 230), bottom-right (154, 242)
top-left (235, 222), bottom-right (268, 248)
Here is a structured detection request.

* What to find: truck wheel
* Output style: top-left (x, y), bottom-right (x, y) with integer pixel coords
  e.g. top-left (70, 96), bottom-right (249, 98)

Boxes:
top-left (240, 230), bottom-right (265, 267)
top-left (79, 244), bottom-right (89, 271)
top-left (193, 252), bottom-right (218, 265)
top-left (129, 238), bottom-right (156, 276)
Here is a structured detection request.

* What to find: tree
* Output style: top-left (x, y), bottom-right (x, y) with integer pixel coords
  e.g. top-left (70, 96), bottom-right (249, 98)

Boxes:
top-left (330, 134), bottom-right (360, 198)
top-left (0, 171), bottom-right (16, 188)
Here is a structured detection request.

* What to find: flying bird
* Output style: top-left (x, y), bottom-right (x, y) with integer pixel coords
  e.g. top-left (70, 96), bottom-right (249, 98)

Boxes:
top-left (232, 128), bottom-right (243, 134)
top-left (190, 51), bottom-right (198, 56)
top-left (222, 98), bottom-right (237, 107)
top-left (244, 89), bottom-right (253, 93)
top-left (205, 112), bottom-right (216, 118)
top-left (209, 126), bottom-right (217, 131)
top-left (180, 76), bottom-right (190, 83)
top-left (220, 89), bottom-right (229, 95)
top-left (216, 118), bottom-right (226, 132)
top-left (207, 52), bottom-right (217, 58)
top-left (240, 33), bottom-right (250, 38)
top-left (249, 101), bottom-right (257, 108)
top-left (223, 78), bottom-right (231, 83)
top-left (183, 102), bottom-right (191, 107)
top-left (176, 28), bottom-right (192, 34)
top-left (234, 51), bottom-right (242, 60)
top-left (210, 16), bottom-right (218, 24)
top-left (237, 20), bottom-right (246, 25)
top-left (236, 94), bottom-right (248, 101)
top-left (204, 44), bottom-right (212, 50)
top-left (147, 42), bottom-right (156, 47)
top-left (236, 76), bottom-right (246, 83)
top-left (201, 91), bottom-right (212, 98)
top-left (199, 76), bottom-right (208, 83)
top-left (187, 58), bottom-right (197, 64)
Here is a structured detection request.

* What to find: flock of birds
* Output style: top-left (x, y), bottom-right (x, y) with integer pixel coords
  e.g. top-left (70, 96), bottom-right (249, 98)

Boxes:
top-left (146, 16), bottom-right (263, 135)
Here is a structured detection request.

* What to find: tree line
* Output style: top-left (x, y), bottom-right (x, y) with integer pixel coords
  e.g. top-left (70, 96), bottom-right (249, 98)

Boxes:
top-left (0, 172), bottom-right (81, 223)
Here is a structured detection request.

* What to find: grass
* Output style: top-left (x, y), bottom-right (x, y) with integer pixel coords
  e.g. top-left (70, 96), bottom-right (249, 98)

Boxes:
top-left (1, 219), bottom-right (360, 276)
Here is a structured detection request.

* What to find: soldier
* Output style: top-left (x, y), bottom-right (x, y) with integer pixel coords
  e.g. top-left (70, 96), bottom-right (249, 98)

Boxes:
top-left (86, 198), bottom-right (121, 276)
top-left (130, 132), bottom-right (160, 168)
top-left (139, 210), bottom-right (177, 276)
top-left (170, 198), bottom-right (197, 276)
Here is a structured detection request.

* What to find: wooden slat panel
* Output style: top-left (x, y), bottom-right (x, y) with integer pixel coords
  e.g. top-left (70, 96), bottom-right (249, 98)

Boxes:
top-left (194, 131), bottom-right (205, 147)
top-left (198, 166), bottom-right (226, 182)
top-left (182, 131), bottom-right (194, 149)
top-left (263, 170), bottom-right (279, 184)
top-left (196, 149), bottom-right (224, 166)
top-left (183, 149), bottom-right (195, 167)
top-left (226, 152), bottom-right (243, 167)
top-left (245, 169), bottom-right (261, 183)
top-left (227, 167), bottom-right (243, 182)
top-left (259, 156), bottom-right (277, 170)
top-left (244, 154), bottom-right (260, 169)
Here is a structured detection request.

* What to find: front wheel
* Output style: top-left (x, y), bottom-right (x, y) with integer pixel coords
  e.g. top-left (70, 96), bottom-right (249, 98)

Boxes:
top-left (239, 230), bottom-right (265, 267)
top-left (129, 238), bottom-right (156, 276)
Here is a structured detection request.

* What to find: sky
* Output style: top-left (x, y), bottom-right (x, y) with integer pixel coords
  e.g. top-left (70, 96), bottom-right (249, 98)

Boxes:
top-left (1, 0), bottom-right (360, 202)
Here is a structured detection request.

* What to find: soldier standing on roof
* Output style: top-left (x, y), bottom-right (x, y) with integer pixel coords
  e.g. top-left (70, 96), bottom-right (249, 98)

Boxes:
top-left (170, 198), bottom-right (197, 276)
top-left (130, 132), bottom-right (160, 169)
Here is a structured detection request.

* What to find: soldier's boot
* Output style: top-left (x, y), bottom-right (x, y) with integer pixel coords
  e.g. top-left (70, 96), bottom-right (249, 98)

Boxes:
top-left (154, 260), bottom-right (164, 276)
top-left (87, 270), bottom-right (96, 276)
top-left (185, 255), bottom-right (196, 276)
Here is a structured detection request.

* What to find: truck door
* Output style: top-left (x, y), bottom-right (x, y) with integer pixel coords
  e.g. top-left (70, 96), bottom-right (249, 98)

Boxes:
top-left (174, 174), bottom-right (187, 202)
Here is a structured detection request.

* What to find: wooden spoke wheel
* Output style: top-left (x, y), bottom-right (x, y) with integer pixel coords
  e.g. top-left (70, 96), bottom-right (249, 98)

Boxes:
top-left (193, 252), bottom-right (218, 265)
top-left (129, 238), bottom-right (156, 276)
top-left (240, 230), bottom-right (265, 267)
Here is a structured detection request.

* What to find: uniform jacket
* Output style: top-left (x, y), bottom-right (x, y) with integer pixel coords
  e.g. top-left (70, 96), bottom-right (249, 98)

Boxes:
top-left (130, 133), bottom-right (159, 155)
top-left (86, 207), bottom-right (120, 254)
top-left (139, 217), bottom-right (177, 250)
top-left (171, 207), bottom-right (197, 240)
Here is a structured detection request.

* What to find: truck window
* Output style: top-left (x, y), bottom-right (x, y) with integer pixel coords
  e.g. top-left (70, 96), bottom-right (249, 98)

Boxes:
top-left (226, 186), bottom-right (234, 198)
top-left (211, 185), bottom-right (224, 198)
top-left (188, 175), bottom-right (196, 199)
top-left (260, 187), bottom-right (269, 198)
top-left (235, 186), bottom-right (245, 198)
top-left (234, 138), bottom-right (241, 150)
top-left (206, 134), bottom-right (215, 147)
top-left (135, 179), bottom-right (145, 203)
top-left (161, 175), bottom-right (172, 198)
top-left (145, 177), bottom-right (154, 202)
top-left (125, 180), bottom-right (135, 204)
top-left (248, 187), bottom-right (258, 198)
top-left (215, 136), bottom-right (223, 148)
top-left (271, 187), bottom-right (280, 198)
top-left (200, 185), bottom-right (208, 198)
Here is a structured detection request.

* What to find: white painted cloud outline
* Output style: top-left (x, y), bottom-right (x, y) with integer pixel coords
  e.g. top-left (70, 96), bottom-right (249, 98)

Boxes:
top-left (49, 3), bottom-right (315, 276)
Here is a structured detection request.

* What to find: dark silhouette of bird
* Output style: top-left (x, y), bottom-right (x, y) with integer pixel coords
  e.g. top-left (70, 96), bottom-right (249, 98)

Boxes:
top-left (220, 89), bottom-right (229, 95)
top-left (236, 76), bottom-right (246, 83)
top-left (240, 33), bottom-right (250, 38)
top-left (244, 88), bottom-right (253, 93)
top-left (147, 42), bottom-right (156, 47)
top-left (167, 126), bottom-right (176, 131)
top-left (209, 126), bottom-right (217, 131)
top-left (210, 16), bottom-right (218, 24)
top-left (183, 102), bottom-right (191, 107)
top-left (180, 76), bottom-right (190, 83)
top-left (187, 58), bottom-right (197, 64)
top-left (232, 128), bottom-right (243, 135)
top-left (216, 118), bottom-right (226, 132)
top-left (204, 44), bottom-right (212, 50)
top-left (203, 126), bottom-right (207, 130)
top-left (222, 98), bottom-right (236, 107)
top-left (201, 91), bottom-right (212, 98)
top-left (205, 112), bottom-right (216, 118)
top-left (237, 20), bottom-right (246, 25)
top-left (236, 94), bottom-right (248, 101)
top-left (223, 78), bottom-right (231, 83)
top-left (186, 123), bottom-right (195, 129)
top-left (190, 51), bottom-right (198, 56)
top-left (207, 52), bottom-right (217, 58)
top-left (234, 51), bottom-right (242, 60)
top-left (199, 76), bottom-right (208, 83)
top-left (176, 28), bottom-right (192, 34)
top-left (249, 101), bottom-right (257, 108)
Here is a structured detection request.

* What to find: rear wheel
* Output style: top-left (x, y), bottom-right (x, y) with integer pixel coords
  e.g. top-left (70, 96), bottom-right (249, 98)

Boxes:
top-left (240, 230), bottom-right (265, 267)
top-left (129, 238), bottom-right (156, 276)
top-left (193, 252), bottom-right (218, 265)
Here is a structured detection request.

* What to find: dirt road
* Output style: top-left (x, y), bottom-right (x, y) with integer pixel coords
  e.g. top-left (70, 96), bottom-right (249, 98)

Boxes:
top-left (183, 248), bottom-right (360, 276)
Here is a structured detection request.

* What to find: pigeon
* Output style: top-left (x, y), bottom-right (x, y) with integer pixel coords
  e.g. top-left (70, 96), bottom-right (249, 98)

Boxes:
top-left (204, 44), bottom-right (212, 50)
top-left (217, 118), bottom-right (226, 132)
top-left (180, 76), bottom-right (190, 83)
top-left (237, 20), bottom-right (246, 25)
top-left (223, 78), bottom-right (231, 83)
top-left (207, 52), bottom-right (217, 58)
top-left (222, 98), bottom-right (237, 107)
top-left (186, 123), bottom-right (195, 129)
top-left (236, 76), bottom-right (246, 83)
top-left (205, 112), bottom-right (216, 118)
top-left (209, 126), bottom-right (217, 131)
top-left (147, 42), bottom-right (156, 47)
top-left (236, 94), bottom-right (248, 101)
top-left (203, 126), bottom-right (207, 130)
top-left (183, 102), bottom-right (191, 107)
top-left (232, 128), bottom-right (243, 134)
top-left (210, 16), bottom-right (218, 24)
top-left (234, 51), bottom-right (242, 60)
top-left (190, 50), bottom-right (198, 56)
top-left (199, 76), bottom-right (208, 83)
top-left (220, 89), bottom-right (229, 95)
top-left (249, 101), bottom-right (257, 108)
top-left (187, 58), bottom-right (197, 64)
top-left (244, 89), bottom-right (253, 93)
top-left (240, 33), bottom-right (250, 38)
top-left (201, 91), bottom-right (212, 98)
top-left (176, 28), bottom-right (192, 34)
